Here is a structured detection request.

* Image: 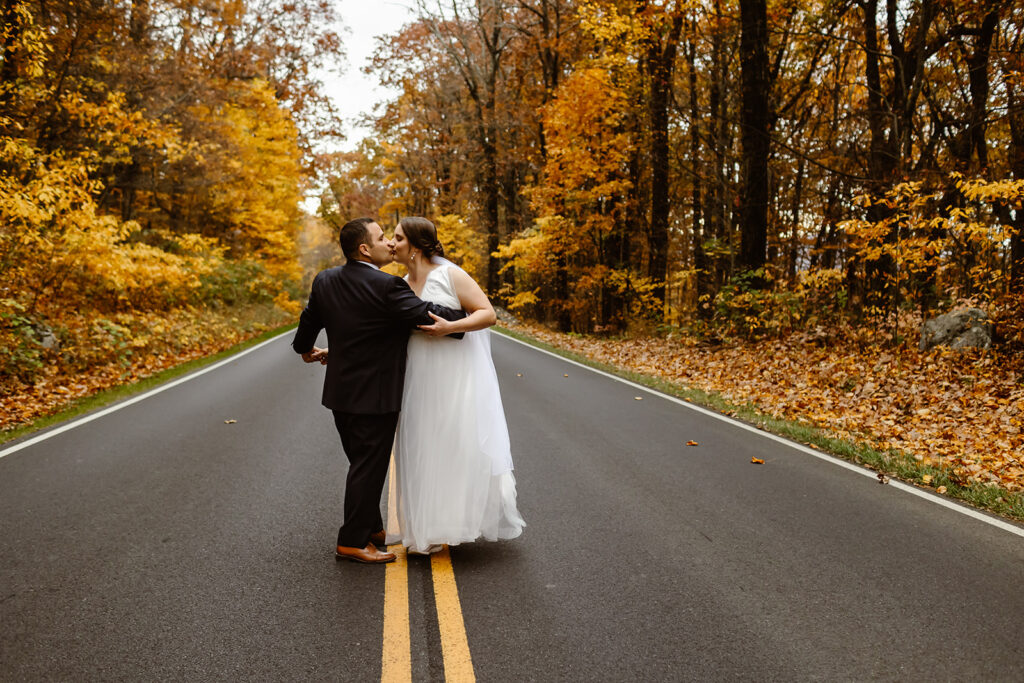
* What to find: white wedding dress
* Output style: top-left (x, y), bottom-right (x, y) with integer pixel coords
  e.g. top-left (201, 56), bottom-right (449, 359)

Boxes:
top-left (390, 260), bottom-right (525, 552)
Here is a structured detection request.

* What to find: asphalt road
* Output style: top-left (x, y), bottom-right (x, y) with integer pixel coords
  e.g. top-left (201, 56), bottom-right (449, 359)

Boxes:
top-left (2, 331), bottom-right (1023, 681)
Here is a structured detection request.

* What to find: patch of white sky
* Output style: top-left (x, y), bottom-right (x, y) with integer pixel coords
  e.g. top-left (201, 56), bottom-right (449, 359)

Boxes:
top-left (322, 0), bottom-right (418, 153)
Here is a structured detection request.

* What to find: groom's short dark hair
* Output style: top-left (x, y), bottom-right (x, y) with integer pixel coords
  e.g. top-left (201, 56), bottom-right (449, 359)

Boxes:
top-left (340, 217), bottom-right (376, 260)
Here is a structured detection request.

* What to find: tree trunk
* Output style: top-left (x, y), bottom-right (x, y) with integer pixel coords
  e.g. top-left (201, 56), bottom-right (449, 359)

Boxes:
top-left (859, 0), bottom-right (942, 311)
top-left (708, 0), bottom-right (729, 291)
top-left (737, 0), bottom-right (770, 281)
top-left (925, 8), bottom-right (999, 310)
top-left (1008, 48), bottom-right (1024, 292)
top-left (645, 6), bottom-right (684, 311)
top-left (555, 252), bottom-right (571, 331)
top-left (967, 10), bottom-right (998, 171)
top-left (788, 156), bottom-right (804, 283)
top-left (686, 24), bottom-right (711, 320)
top-left (859, 0), bottom-right (895, 308)
top-left (0, 0), bottom-right (21, 125)
top-left (482, 132), bottom-right (501, 295)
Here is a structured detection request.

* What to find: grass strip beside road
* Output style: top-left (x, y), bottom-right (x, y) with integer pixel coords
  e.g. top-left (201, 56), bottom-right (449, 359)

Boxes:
top-left (0, 323), bottom-right (298, 447)
top-left (493, 325), bottom-right (1024, 525)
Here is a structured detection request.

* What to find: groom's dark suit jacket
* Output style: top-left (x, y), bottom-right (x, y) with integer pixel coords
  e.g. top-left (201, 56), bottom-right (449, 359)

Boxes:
top-left (292, 260), bottom-right (464, 414)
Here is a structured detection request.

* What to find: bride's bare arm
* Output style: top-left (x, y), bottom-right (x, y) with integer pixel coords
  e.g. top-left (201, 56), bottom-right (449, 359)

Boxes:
top-left (417, 268), bottom-right (496, 335)
top-left (450, 268), bottom-right (497, 331)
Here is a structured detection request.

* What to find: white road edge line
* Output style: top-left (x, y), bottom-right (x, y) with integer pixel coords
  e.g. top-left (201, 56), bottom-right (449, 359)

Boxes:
top-left (0, 330), bottom-right (294, 461)
top-left (494, 329), bottom-right (1024, 539)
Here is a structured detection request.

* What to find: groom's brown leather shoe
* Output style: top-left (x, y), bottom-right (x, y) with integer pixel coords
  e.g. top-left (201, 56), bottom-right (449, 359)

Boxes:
top-left (369, 530), bottom-right (387, 549)
top-left (335, 543), bottom-right (396, 564)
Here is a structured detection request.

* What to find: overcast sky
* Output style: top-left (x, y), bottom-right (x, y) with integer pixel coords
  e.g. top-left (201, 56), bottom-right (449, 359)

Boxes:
top-left (325, 0), bottom-right (417, 151)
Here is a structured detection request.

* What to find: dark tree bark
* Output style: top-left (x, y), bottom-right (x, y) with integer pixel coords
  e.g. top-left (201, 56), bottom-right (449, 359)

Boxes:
top-left (116, 0), bottom-right (153, 223)
top-left (514, 0), bottom-right (571, 162)
top-left (707, 0), bottom-right (731, 291)
top-left (967, 11), bottom-right (999, 171)
top-left (421, 0), bottom-right (511, 296)
top-left (788, 156), bottom-right (805, 282)
top-left (0, 0), bottom-right (21, 120)
top-left (555, 253), bottom-right (571, 331)
top-left (857, 0), bottom-right (943, 309)
top-left (685, 22), bottom-right (711, 319)
top-left (925, 8), bottom-right (1000, 311)
top-left (1007, 34), bottom-right (1024, 292)
top-left (644, 3), bottom-right (684, 310)
top-left (737, 0), bottom-right (771, 281)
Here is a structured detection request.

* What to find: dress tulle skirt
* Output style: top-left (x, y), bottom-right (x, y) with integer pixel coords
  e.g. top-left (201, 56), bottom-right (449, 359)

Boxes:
top-left (390, 323), bottom-right (525, 553)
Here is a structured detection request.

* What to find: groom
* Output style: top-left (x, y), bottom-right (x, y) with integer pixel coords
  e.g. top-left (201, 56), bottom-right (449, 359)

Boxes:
top-left (293, 217), bottom-right (464, 564)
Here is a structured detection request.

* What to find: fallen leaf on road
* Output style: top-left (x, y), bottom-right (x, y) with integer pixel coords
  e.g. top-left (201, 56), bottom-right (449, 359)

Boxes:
top-left (877, 473), bottom-right (889, 484)
top-left (224, 419), bottom-right (237, 424)
top-left (563, 374), bottom-right (568, 377)
top-left (751, 457), bottom-right (765, 464)
top-left (516, 373), bottom-right (523, 377)
top-left (686, 440), bottom-right (699, 446)
top-left (936, 485), bottom-right (947, 494)
top-left (634, 396), bottom-right (643, 401)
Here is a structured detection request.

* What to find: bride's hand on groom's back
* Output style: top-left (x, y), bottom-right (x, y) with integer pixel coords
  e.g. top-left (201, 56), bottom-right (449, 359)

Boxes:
top-left (418, 312), bottom-right (457, 337)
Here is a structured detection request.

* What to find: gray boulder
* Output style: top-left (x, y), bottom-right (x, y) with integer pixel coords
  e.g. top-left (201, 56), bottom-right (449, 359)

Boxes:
top-left (31, 323), bottom-right (60, 350)
top-left (919, 307), bottom-right (991, 351)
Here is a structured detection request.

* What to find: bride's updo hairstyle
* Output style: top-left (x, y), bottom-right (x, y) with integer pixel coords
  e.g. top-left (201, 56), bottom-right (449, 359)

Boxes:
top-left (399, 217), bottom-right (445, 259)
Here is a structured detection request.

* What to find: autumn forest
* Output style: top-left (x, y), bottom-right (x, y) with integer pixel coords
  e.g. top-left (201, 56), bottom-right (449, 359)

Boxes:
top-left (325, 0), bottom-right (1024, 339)
top-left (3, 1), bottom-right (1024, 503)
top-left (2, 0), bottom-right (341, 414)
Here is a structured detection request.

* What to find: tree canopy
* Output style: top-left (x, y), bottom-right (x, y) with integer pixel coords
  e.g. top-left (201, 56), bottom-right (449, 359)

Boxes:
top-left (325, 0), bottom-right (1024, 344)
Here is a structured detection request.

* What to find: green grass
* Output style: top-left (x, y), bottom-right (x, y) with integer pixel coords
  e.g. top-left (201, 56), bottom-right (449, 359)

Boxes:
top-left (1, 322), bottom-right (297, 447)
top-left (494, 325), bottom-right (1024, 525)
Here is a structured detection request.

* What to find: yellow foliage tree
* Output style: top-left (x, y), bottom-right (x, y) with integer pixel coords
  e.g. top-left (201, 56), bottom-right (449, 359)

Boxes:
top-left (1, 4), bottom-right (309, 393)
top-left (500, 66), bottom-right (657, 331)
top-left (840, 174), bottom-right (1024, 312)
top-left (188, 79), bottom-right (303, 284)
top-left (435, 214), bottom-right (486, 283)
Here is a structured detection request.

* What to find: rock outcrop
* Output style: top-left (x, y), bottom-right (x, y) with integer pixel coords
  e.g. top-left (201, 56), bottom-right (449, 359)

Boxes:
top-left (919, 307), bottom-right (991, 351)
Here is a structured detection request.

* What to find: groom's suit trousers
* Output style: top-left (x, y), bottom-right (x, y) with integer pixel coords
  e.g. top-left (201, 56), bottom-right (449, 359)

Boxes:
top-left (332, 410), bottom-right (400, 548)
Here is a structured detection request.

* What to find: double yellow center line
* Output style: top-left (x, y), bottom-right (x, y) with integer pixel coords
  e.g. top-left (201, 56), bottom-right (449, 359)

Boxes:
top-left (382, 465), bottom-right (475, 682)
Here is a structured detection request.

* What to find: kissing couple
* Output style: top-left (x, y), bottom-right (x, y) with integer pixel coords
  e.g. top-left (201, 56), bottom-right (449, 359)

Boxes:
top-left (292, 216), bottom-right (525, 563)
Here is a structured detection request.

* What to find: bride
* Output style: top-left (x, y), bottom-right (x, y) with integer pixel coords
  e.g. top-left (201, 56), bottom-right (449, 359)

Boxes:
top-left (388, 216), bottom-right (525, 554)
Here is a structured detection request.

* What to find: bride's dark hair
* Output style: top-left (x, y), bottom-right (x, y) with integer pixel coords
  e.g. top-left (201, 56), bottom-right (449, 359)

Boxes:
top-left (399, 217), bottom-right (445, 259)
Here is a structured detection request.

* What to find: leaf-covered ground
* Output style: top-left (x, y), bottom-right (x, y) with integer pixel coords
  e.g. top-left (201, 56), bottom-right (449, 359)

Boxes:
top-left (512, 323), bottom-right (1024, 492)
top-left (1, 303), bottom-right (292, 435)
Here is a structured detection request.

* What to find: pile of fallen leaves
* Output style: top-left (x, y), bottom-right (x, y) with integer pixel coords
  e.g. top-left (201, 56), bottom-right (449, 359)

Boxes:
top-left (513, 323), bottom-right (1024, 492)
top-left (1, 303), bottom-right (292, 434)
